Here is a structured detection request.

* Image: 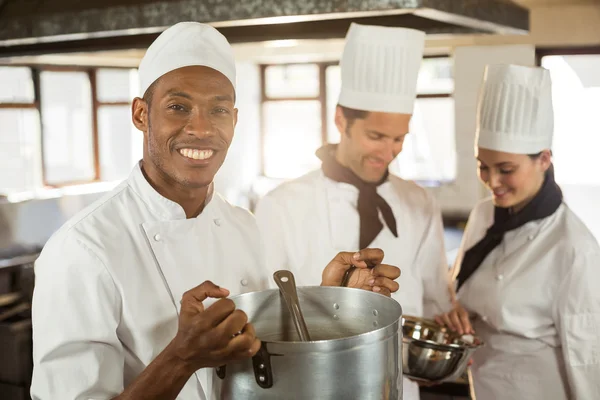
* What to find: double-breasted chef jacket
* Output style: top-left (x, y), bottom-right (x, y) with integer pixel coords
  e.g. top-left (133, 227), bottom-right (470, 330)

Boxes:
top-left (255, 169), bottom-right (453, 400)
top-left (453, 197), bottom-right (600, 399)
top-left (30, 163), bottom-right (273, 400)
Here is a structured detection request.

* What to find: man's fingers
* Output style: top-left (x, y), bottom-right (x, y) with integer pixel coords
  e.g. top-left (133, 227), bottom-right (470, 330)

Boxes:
top-left (213, 323), bottom-right (260, 360)
top-left (371, 264), bottom-right (401, 280)
top-left (373, 286), bottom-right (392, 297)
top-left (214, 309), bottom-right (249, 339)
top-left (354, 248), bottom-right (384, 267)
top-left (370, 277), bottom-right (399, 293)
top-left (331, 251), bottom-right (364, 270)
top-left (180, 281), bottom-right (230, 316)
top-left (202, 298), bottom-right (237, 328)
top-left (187, 280), bottom-right (230, 302)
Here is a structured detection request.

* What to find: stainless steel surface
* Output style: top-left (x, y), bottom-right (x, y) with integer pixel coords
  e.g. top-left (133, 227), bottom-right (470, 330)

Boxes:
top-left (272, 270), bottom-right (311, 342)
top-left (0, 191), bottom-right (107, 254)
top-left (402, 315), bottom-right (483, 383)
top-left (215, 286), bottom-right (403, 399)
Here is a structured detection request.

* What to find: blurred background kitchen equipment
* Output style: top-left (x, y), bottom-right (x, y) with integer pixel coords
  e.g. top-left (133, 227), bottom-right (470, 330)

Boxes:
top-left (215, 286), bottom-right (403, 400)
top-left (402, 315), bottom-right (483, 383)
top-left (272, 270), bottom-right (311, 341)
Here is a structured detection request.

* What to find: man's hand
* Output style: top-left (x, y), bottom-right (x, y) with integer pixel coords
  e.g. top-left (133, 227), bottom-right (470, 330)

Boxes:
top-left (169, 280), bottom-right (262, 371)
top-left (321, 248), bottom-right (401, 297)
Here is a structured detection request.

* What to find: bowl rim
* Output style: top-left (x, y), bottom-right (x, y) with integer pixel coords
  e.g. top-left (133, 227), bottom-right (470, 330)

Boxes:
top-left (401, 314), bottom-right (484, 349)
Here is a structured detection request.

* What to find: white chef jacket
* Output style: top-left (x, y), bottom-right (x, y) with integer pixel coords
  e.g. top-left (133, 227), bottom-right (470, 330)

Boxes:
top-left (30, 163), bottom-right (272, 400)
top-left (452, 198), bottom-right (600, 400)
top-left (254, 169), bottom-right (453, 400)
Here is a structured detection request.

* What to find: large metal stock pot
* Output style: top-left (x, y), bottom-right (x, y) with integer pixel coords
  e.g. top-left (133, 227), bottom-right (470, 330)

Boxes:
top-left (213, 286), bottom-right (403, 400)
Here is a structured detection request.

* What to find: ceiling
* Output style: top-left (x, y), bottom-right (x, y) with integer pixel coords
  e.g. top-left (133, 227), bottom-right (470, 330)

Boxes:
top-left (0, 0), bottom-right (529, 57)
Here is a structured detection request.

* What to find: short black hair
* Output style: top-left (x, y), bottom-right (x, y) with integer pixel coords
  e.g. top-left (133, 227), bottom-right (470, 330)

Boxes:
top-left (142, 80), bottom-right (158, 109)
top-left (338, 105), bottom-right (369, 132)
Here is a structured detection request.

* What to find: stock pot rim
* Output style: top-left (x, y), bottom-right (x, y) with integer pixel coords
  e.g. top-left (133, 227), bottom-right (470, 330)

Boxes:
top-left (228, 286), bottom-right (403, 348)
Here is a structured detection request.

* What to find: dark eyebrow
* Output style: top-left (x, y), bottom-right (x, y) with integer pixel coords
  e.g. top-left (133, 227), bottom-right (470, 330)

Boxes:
top-left (166, 90), bottom-right (192, 99)
top-left (368, 130), bottom-right (407, 139)
top-left (476, 158), bottom-right (515, 167)
top-left (214, 94), bottom-right (234, 103)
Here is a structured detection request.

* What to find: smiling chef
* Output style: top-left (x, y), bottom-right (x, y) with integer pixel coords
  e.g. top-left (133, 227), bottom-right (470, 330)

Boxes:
top-left (29, 22), bottom-right (401, 400)
top-left (254, 23), bottom-right (453, 400)
top-left (436, 64), bottom-right (600, 399)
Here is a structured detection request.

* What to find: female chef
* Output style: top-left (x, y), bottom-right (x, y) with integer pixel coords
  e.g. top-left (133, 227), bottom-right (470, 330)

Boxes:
top-left (435, 64), bottom-right (600, 399)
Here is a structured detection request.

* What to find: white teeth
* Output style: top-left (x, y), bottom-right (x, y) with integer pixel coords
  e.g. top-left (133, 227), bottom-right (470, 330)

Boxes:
top-left (179, 148), bottom-right (214, 160)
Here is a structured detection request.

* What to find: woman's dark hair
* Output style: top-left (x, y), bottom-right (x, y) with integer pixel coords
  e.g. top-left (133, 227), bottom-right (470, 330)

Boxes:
top-left (528, 150), bottom-right (553, 159)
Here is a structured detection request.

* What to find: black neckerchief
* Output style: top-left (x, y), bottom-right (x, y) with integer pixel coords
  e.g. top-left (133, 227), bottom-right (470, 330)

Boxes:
top-left (316, 144), bottom-right (398, 249)
top-left (456, 165), bottom-right (563, 292)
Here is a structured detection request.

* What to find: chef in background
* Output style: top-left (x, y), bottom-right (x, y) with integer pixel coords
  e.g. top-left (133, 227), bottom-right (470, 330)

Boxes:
top-left (255, 22), bottom-right (453, 400)
top-left (436, 64), bottom-right (600, 399)
top-left (30, 22), bottom-right (401, 400)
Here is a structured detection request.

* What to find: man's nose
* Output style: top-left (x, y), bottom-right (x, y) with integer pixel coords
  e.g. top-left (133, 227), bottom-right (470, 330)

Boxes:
top-left (184, 111), bottom-right (215, 137)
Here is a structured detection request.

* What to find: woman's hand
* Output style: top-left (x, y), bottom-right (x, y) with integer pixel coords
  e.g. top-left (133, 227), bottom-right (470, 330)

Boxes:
top-left (434, 302), bottom-right (475, 335)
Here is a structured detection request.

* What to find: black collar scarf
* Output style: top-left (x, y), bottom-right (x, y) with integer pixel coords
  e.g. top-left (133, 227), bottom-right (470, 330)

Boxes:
top-left (316, 144), bottom-right (398, 249)
top-left (455, 165), bottom-right (563, 292)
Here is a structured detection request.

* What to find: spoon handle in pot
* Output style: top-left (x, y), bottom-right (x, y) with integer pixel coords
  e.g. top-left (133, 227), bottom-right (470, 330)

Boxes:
top-left (340, 265), bottom-right (357, 287)
top-left (273, 270), bottom-right (312, 342)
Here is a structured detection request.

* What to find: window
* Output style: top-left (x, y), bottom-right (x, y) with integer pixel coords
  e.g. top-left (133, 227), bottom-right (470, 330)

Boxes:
top-left (0, 67), bottom-right (42, 194)
top-left (0, 65), bottom-right (140, 195)
top-left (40, 70), bottom-right (96, 185)
top-left (260, 64), bottom-right (327, 179)
top-left (540, 52), bottom-right (600, 186)
top-left (96, 68), bottom-right (142, 182)
top-left (260, 57), bottom-right (456, 184)
top-left (394, 57), bottom-right (456, 184)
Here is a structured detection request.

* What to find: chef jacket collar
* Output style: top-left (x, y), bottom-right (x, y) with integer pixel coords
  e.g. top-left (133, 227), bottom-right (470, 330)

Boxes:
top-left (128, 161), bottom-right (215, 221)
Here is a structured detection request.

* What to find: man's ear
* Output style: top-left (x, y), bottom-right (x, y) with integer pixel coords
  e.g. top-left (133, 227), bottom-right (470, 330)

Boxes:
top-left (334, 106), bottom-right (347, 136)
top-left (132, 97), bottom-right (148, 132)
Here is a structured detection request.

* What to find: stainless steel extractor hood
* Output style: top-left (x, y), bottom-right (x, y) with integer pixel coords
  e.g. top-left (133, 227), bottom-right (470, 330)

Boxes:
top-left (0, 0), bottom-right (528, 57)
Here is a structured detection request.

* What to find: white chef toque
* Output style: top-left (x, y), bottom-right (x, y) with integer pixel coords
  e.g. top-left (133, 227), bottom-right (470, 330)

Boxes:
top-left (138, 22), bottom-right (236, 97)
top-left (337, 23), bottom-right (425, 114)
top-left (476, 64), bottom-right (554, 154)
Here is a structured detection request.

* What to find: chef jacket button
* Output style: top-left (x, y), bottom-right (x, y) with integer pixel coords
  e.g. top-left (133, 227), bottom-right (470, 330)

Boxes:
top-left (154, 234), bottom-right (161, 241)
top-left (496, 274), bottom-right (504, 281)
top-left (528, 235), bottom-right (534, 241)
top-left (482, 316), bottom-right (488, 322)
top-left (241, 279), bottom-right (248, 286)
top-left (214, 218), bottom-right (221, 226)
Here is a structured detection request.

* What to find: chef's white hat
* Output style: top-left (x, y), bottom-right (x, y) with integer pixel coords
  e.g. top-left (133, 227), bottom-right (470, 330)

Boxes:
top-left (476, 64), bottom-right (554, 154)
top-left (337, 23), bottom-right (425, 114)
top-left (138, 22), bottom-right (236, 97)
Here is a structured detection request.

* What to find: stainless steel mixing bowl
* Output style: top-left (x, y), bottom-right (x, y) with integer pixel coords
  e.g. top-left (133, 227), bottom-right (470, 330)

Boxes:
top-left (402, 315), bottom-right (483, 382)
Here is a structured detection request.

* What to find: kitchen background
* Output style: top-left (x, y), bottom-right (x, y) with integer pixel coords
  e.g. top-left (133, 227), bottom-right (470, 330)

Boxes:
top-left (0, 0), bottom-right (599, 399)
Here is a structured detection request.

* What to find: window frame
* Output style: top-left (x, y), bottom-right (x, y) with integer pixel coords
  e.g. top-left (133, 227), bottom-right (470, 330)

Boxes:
top-left (259, 62), bottom-right (337, 177)
top-left (536, 46), bottom-right (600, 66)
top-left (0, 63), bottom-right (137, 188)
top-left (258, 56), bottom-right (453, 180)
